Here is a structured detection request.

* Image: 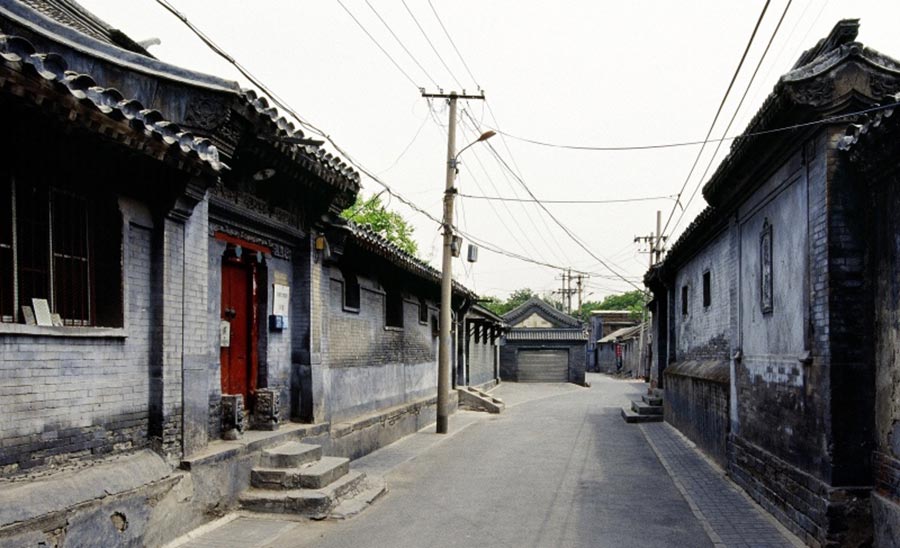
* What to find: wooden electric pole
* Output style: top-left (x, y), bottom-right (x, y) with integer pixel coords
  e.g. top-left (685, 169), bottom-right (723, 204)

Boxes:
top-left (422, 89), bottom-right (486, 434)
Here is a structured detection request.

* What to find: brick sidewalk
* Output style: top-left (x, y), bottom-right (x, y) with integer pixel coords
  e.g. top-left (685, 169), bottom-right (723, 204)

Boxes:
top-left (641, 423), bottom-right (803, 548)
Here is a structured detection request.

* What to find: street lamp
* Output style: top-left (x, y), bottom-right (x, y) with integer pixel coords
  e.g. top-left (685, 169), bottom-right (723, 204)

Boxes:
top-left (436, 107), bottom-right (495, 434)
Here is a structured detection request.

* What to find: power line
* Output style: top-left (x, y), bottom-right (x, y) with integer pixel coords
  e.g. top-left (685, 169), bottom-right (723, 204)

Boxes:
top-left (671, 0), bottom-right (794, 236)
top-left (426, 0), bottom-right (480, 87)
top-left (456, 114), bottom-right (571, 267)
top-left (378, 108), bottom-right (431, 174)
top-left (459, 193), bottom-right (678, 204)
top-left (400, 0), bottom-right (464, 89)
top-left (334, 0), bottom-right (421, 89)
top-left (154, 0), bottom-right (643, 289)
top-left (659, 0), bottom-right (773, 241)
top-left (364, 0), bottom-right (439, 88)
top-left (482, 138), bottom-right (643, 291)
top-left (461, 108), bottom-right (575, 267)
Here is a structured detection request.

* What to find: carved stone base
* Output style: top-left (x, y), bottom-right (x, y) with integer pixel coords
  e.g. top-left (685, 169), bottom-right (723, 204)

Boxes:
top-left (251, 388), bottom-right (280, 431)
top-left (222, 394), bottom-right (245, 440)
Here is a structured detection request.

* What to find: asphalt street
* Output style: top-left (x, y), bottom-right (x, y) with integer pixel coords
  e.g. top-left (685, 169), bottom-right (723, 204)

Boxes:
top-left (187, 376), bottom-right (709, 548)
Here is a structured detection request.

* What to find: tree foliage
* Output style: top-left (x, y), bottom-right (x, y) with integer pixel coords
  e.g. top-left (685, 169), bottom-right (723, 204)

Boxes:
top-left (481, 288), bottom-right (539, 316)
top-left (341, 194), bottom-right (418, 256)
top-left (575, 289), bottom-right (646, 321)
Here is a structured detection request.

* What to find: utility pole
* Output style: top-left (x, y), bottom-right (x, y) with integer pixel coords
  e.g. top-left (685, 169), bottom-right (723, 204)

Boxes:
top-left (422, 89), bottom-right (487, 435)
top-left (555, 269), bottom-right (578, 313)
top-left (633, 211), bottom-right (667, 381)
top-left (576, 273), bottom-right (584, 311)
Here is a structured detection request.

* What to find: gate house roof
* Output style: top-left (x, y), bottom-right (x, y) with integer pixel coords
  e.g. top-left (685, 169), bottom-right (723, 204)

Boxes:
top-left (503, 297), bottom-right (582, 329)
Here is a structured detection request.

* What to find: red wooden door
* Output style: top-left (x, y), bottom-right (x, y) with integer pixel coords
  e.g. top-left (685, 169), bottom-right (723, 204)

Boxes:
top-left (220, 259), bottom-right (257, 405)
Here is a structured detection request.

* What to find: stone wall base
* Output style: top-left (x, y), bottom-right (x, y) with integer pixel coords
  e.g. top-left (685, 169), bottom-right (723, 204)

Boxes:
top-left (0, 395), bottom-right (457, 547)
top-left (663, 361), bottom-right (729, 466)
top-left (728, 434), bottom-right (872, 547)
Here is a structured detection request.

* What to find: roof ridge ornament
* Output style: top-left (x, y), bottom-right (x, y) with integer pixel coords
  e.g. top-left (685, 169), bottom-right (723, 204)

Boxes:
top-left (792, 19), bottom-right (859, 70)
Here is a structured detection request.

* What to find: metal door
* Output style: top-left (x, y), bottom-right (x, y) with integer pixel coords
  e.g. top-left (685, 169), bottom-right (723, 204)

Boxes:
top-left (517, 349), bottom-right (569, 382)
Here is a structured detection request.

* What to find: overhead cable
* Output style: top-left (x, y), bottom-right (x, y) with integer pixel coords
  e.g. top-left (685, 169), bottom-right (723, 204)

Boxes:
top-left (671, 0), bottom-right (795, 236)
top-left (156, 0), bottom-right (643, 287)
top-left (658, 0), bottom-right (773, 241)
top-left (458, 193), bottom-right (678, 204)
top-left (400, 0), bottom-right (464, 89)
top-left (364, 0), bottom-right (440, 88)
top-left (426, 0), bottom-right (480, 87)
top-left (335, 0), bottom-right (421, 89)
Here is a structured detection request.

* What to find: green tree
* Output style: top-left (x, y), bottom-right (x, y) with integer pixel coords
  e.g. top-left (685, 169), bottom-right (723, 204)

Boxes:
top-left (481, 288), bottom-right (536, 316)
top-left (341, 194), bottom-right (418, 256)
top-left (576, 289), bottom-right (646, 321)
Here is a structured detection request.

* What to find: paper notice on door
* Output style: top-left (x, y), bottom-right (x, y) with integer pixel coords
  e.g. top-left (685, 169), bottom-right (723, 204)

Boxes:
top-left (220, 320), bottom-right (231, 348)
top-left (273, 284), bottom-right (290, 316)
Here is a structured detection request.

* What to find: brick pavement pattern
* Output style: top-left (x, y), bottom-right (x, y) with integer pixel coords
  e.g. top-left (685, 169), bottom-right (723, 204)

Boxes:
top-left (641, 422), bottom-right (801, 548)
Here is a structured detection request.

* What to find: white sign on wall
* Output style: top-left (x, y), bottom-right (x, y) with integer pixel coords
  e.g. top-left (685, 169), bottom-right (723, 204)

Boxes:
top-left (273, 284), bottom-right (290, 316)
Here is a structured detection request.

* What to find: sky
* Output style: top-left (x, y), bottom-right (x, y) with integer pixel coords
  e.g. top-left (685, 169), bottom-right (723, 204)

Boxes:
top-left (76, 0), bottom-right (900, 304)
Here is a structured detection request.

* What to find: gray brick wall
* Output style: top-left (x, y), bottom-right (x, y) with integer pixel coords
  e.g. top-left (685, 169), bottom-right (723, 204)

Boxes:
top-left (317, 267), bottom-right (439, 422)
top-left (673, 228), bottom-right (734, 361)
top-left (0, 209), bottom-right (154, 475)
top-left (467, 328), bottom-right (496, 387)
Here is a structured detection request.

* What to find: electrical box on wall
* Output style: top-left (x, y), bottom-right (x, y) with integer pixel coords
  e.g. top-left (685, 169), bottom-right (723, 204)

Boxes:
top-left (269, 315), bottom-right (287, 331)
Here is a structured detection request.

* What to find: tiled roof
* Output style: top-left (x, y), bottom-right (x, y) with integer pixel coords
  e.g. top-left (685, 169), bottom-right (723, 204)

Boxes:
top-left (241, 89), bottom-right (360, 198)
top-left (838, 93), bottom-right (900, 153)
top-left (16, 0), bottom-right (151, 56)
top-left (505, 328), bottom-right (587, 342)
top-left (3, 0), bottom-right (358, 198)
top-left (503, 297), bottom-right (582, 328)
top-left (598, 323), bottom-right (645, 343)
top-left (342, 221), bottom-right (475, 298)
top-left (0, 30), bottom-right (224, 171)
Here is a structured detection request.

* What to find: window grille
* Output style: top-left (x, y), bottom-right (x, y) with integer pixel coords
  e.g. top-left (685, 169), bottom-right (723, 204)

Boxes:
top-left (702, 271), bottom-right (711, 308)
top-left (418, 297), bottom-right (428, 324)
top-left (385, 286), bottom-right (403, 328)
top-left (681, 285), bottom-right (689, 316)
top-left (342, 268), bottom-right (360, 310)
top-left (1, 175), bottom-right (121, 327)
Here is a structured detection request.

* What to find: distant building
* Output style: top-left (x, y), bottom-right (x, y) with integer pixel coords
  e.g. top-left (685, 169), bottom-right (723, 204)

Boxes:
top-left (587, 310), bottom-right (639, 371)
top-left (500, 297), bottom-right (587, 384)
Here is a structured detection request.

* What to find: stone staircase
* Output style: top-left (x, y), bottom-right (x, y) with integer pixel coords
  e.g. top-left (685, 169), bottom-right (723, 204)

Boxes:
top-left (621, 389), bottom-right (664, 423)
top-left (458, 386), bottom-right (505, 414)
top-left (239, 441), bottom-right (385, 519)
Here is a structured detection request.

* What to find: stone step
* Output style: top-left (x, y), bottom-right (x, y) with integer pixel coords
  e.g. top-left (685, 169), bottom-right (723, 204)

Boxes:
top-left (329, 476), bottom-right (388, 520)
top-left (642, 394), bottom-right (663, 406)
top-left (240, 470), bottom-right (367, 518)
top-left (458, 388), bottom-right (505, 414)
top-left (251, 456), bottom-right (350, 490)
top-left (621, 408), bottom-right (664, 424)
top-left (631, 400), bottom-right (663, 415)
top-left (260, 442), bottom-right (322, 469)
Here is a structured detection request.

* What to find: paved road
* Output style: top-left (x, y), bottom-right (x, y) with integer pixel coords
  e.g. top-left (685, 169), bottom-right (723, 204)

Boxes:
top-left (177, 375), bottom-right (800, 548)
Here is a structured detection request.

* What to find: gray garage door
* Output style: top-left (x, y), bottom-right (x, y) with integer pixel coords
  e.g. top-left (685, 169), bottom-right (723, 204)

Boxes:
top-left (518, 349), bottom-right (568, 382)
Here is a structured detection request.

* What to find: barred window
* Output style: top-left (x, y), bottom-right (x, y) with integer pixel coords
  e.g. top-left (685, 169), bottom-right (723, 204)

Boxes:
top-left (385, 286), bottom-right (403, 328)
top-left (341, 268), bottom-right (360, 311)
top-left (0, 176), bottom-right (121, 327)
top-left (418, 296), bottom-right (428, 324)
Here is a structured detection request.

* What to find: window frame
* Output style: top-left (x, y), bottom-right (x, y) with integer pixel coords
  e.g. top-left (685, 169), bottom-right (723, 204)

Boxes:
top-left (418, 296), bottom-right (428, 325)
top-left (681, 284), bottom-right (689, 316)
top-left (384, 285), bottom-right (404, 329)
top-left (0, 175), bottom-right (121, 329)
top-left (702, 270), bottom-right (711, 308)
top-left (341, 268), bottom-right (361, 313)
